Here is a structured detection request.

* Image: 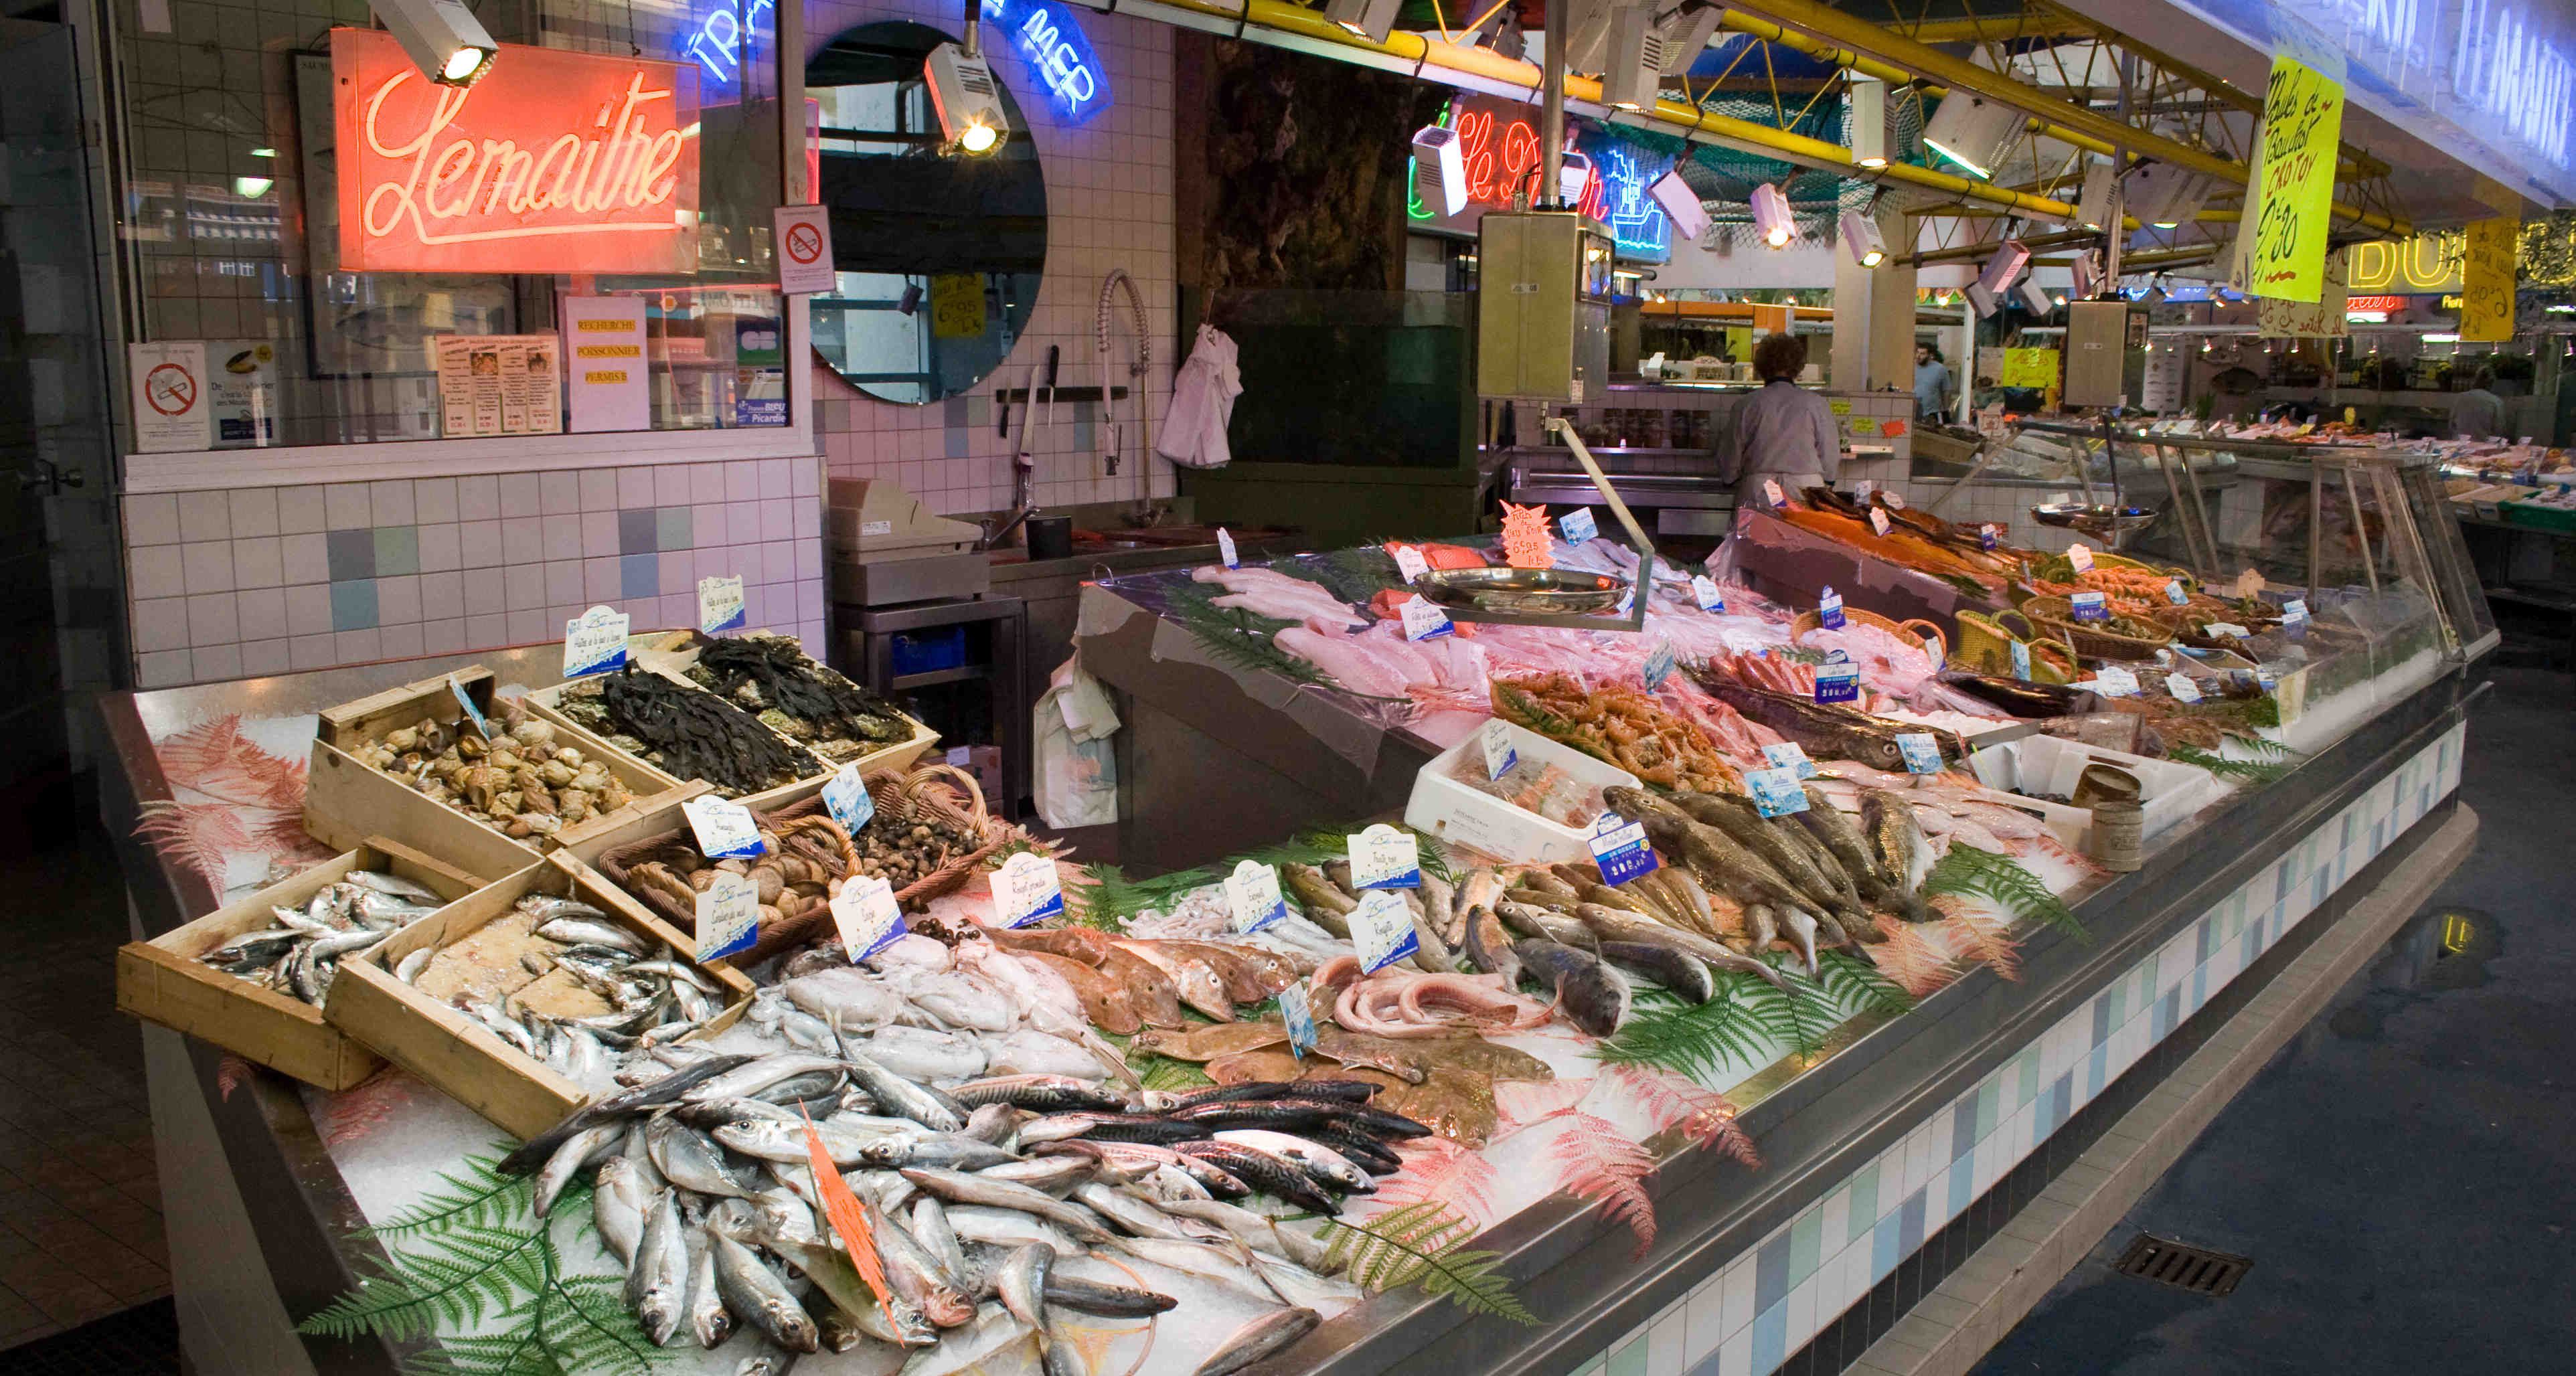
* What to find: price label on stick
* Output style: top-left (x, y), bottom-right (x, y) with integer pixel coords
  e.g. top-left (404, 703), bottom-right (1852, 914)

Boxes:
top-left (1225, 859), bottom-right (1288, 935)
top-left (1390, 544), bottom-right (1429, 583)
top-left (1558, 508), bottom-right (1597, 544)
top-left (1398, 595), bottom-right (1453, 642)
top-left (2166, 672), bottom-right (2204, 703)
top-left (449, 675), bottom-right (493, 740)
top-left (2070, 590), bottom-right (2109, 622)
top-left (1761, 741), bottom-right (1817, 779)
top-left (2010, 638), bottom-right (2032, 681)
top-left (1690, 574), bottom-right (1725, 612)
top-left (1818, 586), bottom-right (1846, 630)
top-left (1348, 889), bottom-right (1421, 973)
top-left (683, 795), bottom-right (765, 859)
top-left (1279, 983), bottom-right (1318, 1058)
top-left (1346, 823), bottom-right (1422, 890)
top-left (994, 851), bottom-right (1066, 928)
top-left (562, 604), bottom-right (631, 679)
top-left (1745, 766), bottom-right (1809, 817)
top-left (1479, 718), bottom-right (1518, 781)
top-left (698, 575), bottom-right (746, 635)
top-left (1642, 638), bottom-right (1675, 692)
top-left (1852, 479), bottom-right (1876, 502)
top-left (1588, 813), bottom-right (1658, 885)
top-left (1895, 732), bottom-right (1944, 774)
top-left (2164, 579), bottom-right (2188, 606)
top-left (1980, 523), bottom-right (2000, 551)
top-left (696, 871), bottom-right (760, 960)
top-left (2067, 542), bottom-right (2095, 574)
top-left (1814, 655), bottom-right (1860, 704)
top-left (1869, 507), bottom-right (1893, 536)
top-left (821, 763), bottom-right (875, 832)
top-left (1762, 478), bottom-right (1785, 508)
top-left (1216, 528), bottom-right (1239, 569)
top-left (2088, 666), bottom-right (2139, 697)
top-left (1884, 491), bottom-right (1907, 510)
top-left (2204, 622), bottom-right (2250, 639)
top-left (831, 875), bottom-right (906, 962)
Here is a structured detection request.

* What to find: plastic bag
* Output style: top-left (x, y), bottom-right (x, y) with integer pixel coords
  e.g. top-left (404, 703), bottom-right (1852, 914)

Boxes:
top-left (1034, 655), bottom-right (1121, 829)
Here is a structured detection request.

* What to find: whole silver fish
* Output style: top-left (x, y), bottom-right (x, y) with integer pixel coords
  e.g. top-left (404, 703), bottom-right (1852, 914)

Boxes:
top-left (943, 1205), bottom-right (1082, 1260)
top-left (644, 1115), bottom-right (760, 1199)
top-left (973, 1156), bottom-right (1095, 1196)
top-left (708, 1231), bottom-right (818, 1353)
top-left (910, 1195), bottom-right (971, 1287)
top-left (994, 1242), bottom-right (1050, 1330)
top-left (1194, 1307), bottom-right (1320, 1376)
top-left (593, 1156), bottom-right (651, 1264)
top-left (533, 914), bottom-right (645, 953)
top-left (685, 1226), bottom-right (734, 1349)
top-left (898, 1168), bottom-right (1111, 1241)
top-left (864, 1195), bottom-right (977, 1327)
top-left (624, 1189), bottom-right (690, 1345)
top-left (534, 1122), bottom-right (625, 1218)
top-left (685, 1053), bottom-right (846, 1105)
top-left (1212, 1129), bottom-right (1372, 1193)
top-left (1070, 1181), bottom-right (1203, 1241)
top-left (1157, 1197), bottom-right (1335, 1272)
top-left (839, 1049), bottom-right (966, 1132)
top-left (1109, 1237), bottom-right (1279, 1305)
top-left (347, 869), bottom-right (442, 904)
top-left (768, 1238), bottom-right (938, 1347)
top-left (712, 1116), bottom-right (907, 1167)
top-left (1252, 1251), bottom-right (1362, 1312)
top-left (963, 1102), bottom-right (1021, 1145)
top-left (860, 1130), bottom-right (1018, 1172)
top-left (901, 1304), bottom-right (1034, 1376)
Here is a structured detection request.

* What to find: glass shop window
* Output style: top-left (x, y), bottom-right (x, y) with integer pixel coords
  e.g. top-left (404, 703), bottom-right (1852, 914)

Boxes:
top-left (116, 0), bottom-right (788, 451)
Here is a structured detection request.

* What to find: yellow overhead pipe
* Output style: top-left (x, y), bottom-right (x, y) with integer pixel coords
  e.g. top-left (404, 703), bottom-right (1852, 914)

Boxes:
top-left (1889, 14), bottom-right (2087, 44)
top-left (1716, 0), bottom-right (2409, 236)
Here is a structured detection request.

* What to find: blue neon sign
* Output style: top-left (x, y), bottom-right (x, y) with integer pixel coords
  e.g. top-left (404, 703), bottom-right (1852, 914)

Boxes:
top-left (683, 0), bottom-right (771, 94)
top-left (1572, 128), bottom-right (1672, 264)
top-left (982, 0), bottom-right (1112, 124)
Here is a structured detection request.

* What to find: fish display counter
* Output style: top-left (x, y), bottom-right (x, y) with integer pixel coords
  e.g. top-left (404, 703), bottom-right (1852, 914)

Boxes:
top-left (103, 522), bottom-right (2480, 1376)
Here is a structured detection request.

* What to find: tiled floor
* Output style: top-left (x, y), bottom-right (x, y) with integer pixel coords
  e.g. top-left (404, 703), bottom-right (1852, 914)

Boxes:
top-left (0, 824), bottom-right (165, 1349)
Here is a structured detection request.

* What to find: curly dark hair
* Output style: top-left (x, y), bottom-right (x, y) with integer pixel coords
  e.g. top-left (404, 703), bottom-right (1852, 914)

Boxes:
top-left (1753, 332), bottom-right (1807, 381)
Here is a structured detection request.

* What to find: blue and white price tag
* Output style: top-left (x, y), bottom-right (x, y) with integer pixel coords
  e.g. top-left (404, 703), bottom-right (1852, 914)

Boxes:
top-left (1852, 479), bottom-right (1876, 502)
top-left (1558, 508), bottom-right (1597, 544)
top-left (2091, 666), bottom-right (2140, 697)
top-left (2070, 590), bottom-right (2109, 622)
top-left (698, 575), bottom-right (746, 635)
top-left (1814, 654), bottom-right (1860, 704)
top-left (995, 851), bottom-right (1066, 928)
top-left (1745, 766), bottom-right (1809, 818)
top-left (1588, 813), bottom-right (1658, 885)
top-left (1895, 732), bottom-right (1944, 774)
top-left (1761, 741), bottom-right (1816, 779)
top-left (2204, 622), bottom-right (2250, 638)
top-left (1390, 544), bottom-right (1430, 583)
top-left (1642, 639), bottom-right (1675, 692)
top-left (1978, 523), bottom-right (2000, 551)
top-left (1225, 859), bottom-right (1288, 935)
top-left (682, 795), bottom-right (765, 859)
top-left (1347, 823), bottom-right (1422, 890)
top-left (2066, 542), bottom-right (2095, 574)
top-left (831, 875), bottom-right (906, 962)
top-left (2166, 672), bottom-right (2203, 703)
top-left (2163, 579), bottom-right (2188, 606)
top-left (822, 762), bottom-right (875, 833)
top-left (1478, 717), bottom-right (1517, 781)
top-left (1691, 574), bottom-right (1725, 612)
top-left (696, 871), bottom-right (760, 960)
top-left (1279, 982), bottom-right (1318, 1057)
top-left (1348, 889), bottom-right (1421, 974)
top-left (1217, 527), bottom-right (1239, 569)
top-left (1818, 586), bottom-right (1846, 630)
top-left (2281, 598), bottom-right (2308, 624)
top-left (1399, 595), bottom-right (1454, 642)
top-left (1869, 507), bottom-right (1893, 536)
top-left (1762, 478), bottom-right (1787, 508)
top-left (562, 605), bottom-right (631, 679)
top-left (2010, 638), bottom-right (2032, 681)
top-left (449, 674), bottom-right (493, 740)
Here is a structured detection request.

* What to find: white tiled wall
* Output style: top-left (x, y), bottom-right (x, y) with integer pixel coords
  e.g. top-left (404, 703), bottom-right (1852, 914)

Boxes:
top-left (807, 0), bottom-right (1180, 519)
top-left (1567, 724), bottom-right (2466, 1376)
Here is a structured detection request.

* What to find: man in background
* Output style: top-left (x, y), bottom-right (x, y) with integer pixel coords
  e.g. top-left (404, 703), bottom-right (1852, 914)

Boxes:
top-left (2453, 367), bottom-right (2505, 440)
top-left (1914, 343), bottom-right (1954, 423)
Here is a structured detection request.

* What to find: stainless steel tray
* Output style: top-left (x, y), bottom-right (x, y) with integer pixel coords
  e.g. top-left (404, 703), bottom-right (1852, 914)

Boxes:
top-left (1417, 566), bottom-right (1629, 612)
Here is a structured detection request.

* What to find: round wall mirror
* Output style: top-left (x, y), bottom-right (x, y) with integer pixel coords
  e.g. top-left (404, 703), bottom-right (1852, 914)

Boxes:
top-left (807, 21), bottom-right (1046, 405)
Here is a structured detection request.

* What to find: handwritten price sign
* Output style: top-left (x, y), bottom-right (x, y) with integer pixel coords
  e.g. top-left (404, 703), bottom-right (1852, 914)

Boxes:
top-left (2249, 49), bottom-right (2346, 304)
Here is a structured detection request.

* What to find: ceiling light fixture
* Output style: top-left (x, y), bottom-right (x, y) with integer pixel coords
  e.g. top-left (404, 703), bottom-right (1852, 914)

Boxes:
top-left (1413, 124), bottom-right (1466, 216)
top-left (1323, 0), bottom-right (1401, 43)
top-left (1751, 181), bottom-right (1794, 248)
top-left (371, 0), bottom-right (497, 86)
top-left (1921, 90), bottom-right (2020, 180)
top-left (927, 40), bottom-right (1010, 155)
top-left (1840, 209), bottom-right (1884, 266)
top-left (1603, 5), bottom-right (1666, 111)
top-left (1650, 167), bottom-right (1708, 240)
top-left (1847, 75), bottom-right (1886, 168)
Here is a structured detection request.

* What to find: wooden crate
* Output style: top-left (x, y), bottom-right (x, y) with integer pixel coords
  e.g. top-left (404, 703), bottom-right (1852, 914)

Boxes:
top-left (641, 634), bottom-right (941, 777)
top-left (523, 663), bottom-right (912, 816)
top-left (324, 851), bottom-right (754, 1141)
top-left (305, 665), bottom-right (686, 875)
top-left (114, 837), bottom-right (483, 1090)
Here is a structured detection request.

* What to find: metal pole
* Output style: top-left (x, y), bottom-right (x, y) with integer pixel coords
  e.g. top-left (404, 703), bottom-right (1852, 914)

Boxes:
top-left (1540, 0), bottom-right (1566, 207)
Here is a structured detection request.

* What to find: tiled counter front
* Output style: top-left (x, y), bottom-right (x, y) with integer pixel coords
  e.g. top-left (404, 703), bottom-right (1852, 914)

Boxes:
top-left (1570, 722), bottom-right (2466, 1376)
top-left (121, 459), bottom-right (827, 687)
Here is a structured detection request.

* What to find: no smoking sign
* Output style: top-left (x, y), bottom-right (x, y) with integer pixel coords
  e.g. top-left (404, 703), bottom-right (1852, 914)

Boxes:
top-left (145, 363), bottom-right (197, 416)
top-left (773, 204), bottom-right (835, 296)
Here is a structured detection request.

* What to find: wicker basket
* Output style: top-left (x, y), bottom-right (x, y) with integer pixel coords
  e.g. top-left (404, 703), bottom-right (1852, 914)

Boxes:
top-left (1951, 610), bottom-right (2076, 684)
top-left (592, 763), bottom-right (1020, 965)
top-left (2019, 594), bottom-right (2175, 660)
top-left (1790, 605), bottom-right (1949, 663)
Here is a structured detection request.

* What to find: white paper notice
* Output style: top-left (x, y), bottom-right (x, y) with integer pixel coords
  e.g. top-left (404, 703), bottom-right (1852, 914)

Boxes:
top-left (562, 605), bottom-right (631, 678)
top-left (831, 875), bottom-right (906, 961)
top-left (682, 794), bottom-right (766, 859)
top-left (564, 296), bottom-right (650, 432)
top-left (208, 341), bottom-right (276, 448)
top-left (773, 204), bottom-right (837, 296)
top-left (1225, 859), bottom-right (1287, 935)
top-left (698, 575), bottom-right (746, 634)
top-left (130, 342), bottom-right (208, 453)
top-left (696, 871), bottom-right (760, 960)
top-left (994, 851), bottom-right (1066, 928)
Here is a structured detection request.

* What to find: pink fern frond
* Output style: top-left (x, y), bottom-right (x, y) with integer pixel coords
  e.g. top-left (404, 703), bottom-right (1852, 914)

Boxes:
top-left (216, 1053), bottom-right (251, 1102)
top-left (1933, 897), bottom-right (2022, 982)
top-left (132, 801), bottom-right (255, 887)
top-left (1548, 1111), bottom-right (1657, 1258)
top-left (1866, 914), bottom-right (1960, 997)
top-left (316, 1066), bottom-right (425, 1149)
top-left (1603, 1064), bottom-right (1761, 1169)
top-left (155, 715), bottom-right (247, 783)
top-left (1373, 1136), bottom-right (1501, 1226)
top-left (1492, 1077), bottom-right (1593, 1136)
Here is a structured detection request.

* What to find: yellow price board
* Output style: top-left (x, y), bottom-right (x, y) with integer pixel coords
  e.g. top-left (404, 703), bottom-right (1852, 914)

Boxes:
top-left (930, 274), bottom-right (987, 339)
top-left (2248, 52), bottom-right (2346, 304)
top-left (2461, 218), bottom-right (2516, 343)
top-left (2001, 347), bottom-right (2059, 388)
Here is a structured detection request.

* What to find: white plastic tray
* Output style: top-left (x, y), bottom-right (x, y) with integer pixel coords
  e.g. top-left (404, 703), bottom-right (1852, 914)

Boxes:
top-left (1963, 734), bottom-right (2225, 848)
top-left (1404, 719), bottom-right (1641, 865)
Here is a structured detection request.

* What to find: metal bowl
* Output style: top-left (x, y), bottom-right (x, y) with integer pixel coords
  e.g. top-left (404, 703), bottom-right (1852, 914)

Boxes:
top-left (1418, 566), bottom-right (1629, 613)
top-left (2030, 501), bottom-right (2158, 542)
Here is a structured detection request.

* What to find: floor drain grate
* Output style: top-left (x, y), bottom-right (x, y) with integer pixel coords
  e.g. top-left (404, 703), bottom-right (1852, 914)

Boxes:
top-left (2113, 1234), bottom-right (2251, 1296)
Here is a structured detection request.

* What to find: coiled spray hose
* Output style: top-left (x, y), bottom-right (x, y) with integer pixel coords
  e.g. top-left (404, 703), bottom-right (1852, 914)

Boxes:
top-left (1094, 269), bottom-right (1149, 485)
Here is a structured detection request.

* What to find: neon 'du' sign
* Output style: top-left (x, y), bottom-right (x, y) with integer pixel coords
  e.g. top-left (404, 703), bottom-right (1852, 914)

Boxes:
top-left (981, 0), bottom-right (1111, 123)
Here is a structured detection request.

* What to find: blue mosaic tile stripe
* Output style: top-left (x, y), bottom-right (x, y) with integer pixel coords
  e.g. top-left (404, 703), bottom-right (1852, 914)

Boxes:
top-left (1583, 725), bottom-right (2465, 1376)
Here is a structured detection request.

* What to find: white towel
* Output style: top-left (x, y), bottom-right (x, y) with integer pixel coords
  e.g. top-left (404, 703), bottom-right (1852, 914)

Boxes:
top-left (1155, 323), bottom-right (1241, 469)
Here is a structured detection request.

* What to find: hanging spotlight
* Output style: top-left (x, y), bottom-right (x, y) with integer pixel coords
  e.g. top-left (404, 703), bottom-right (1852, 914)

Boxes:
top-left (1839, 209), bottom-right (1885, 267)
top-left (1562, 0), bottom-right (1617, 73)
top-left (1558, 151), bottom-right (1595, 207)
top-left (927, 42), bottom-right (1010, 154)
top-left (1966, 282), bottom-right (1999, 319)
top-left (1603, 5), bottom-right (1666, 111)
top-left (2075, 161), bottom-right (2116, 231)
top-left (1323, 0), bottom-right (1401, 42)
top-left (2144, 278), bottom-right (2168, 305)
top-left (1848, 75), bottom-right (1887, 169)
top-left (1751, 182), bottom-right (1794, 248)
top-left (1658, 1), bottom-right (1724, 74)
top-left (1921, 90), bottom-right (2022, 179)
top-left (1650, 168), bottom-right (1709, 240)
top-left (1974, 238), bottom-right (2031, 296)
top-left (1413, 124), bottom-right (1467, 216)
top-left (2125, 162), bottom-right (2212, 228)
top-left (2016, 278), bottom-right (2055, 315)
top-left (2071, 248), bottom-right (2102, 299)
top-left (372, 0), bottom-right (497, 86)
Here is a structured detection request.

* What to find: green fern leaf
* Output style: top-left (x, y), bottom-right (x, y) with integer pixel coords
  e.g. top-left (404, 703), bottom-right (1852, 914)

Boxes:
top-left (1589, 974), bottom-right (1795, 1080)
top-left (1317, 1202), bottom-right (1540, 1324)
top-left (2169, 743), bottom-right (2296, 786)
top-left (1923, 844), bottom-right (2085, 941)
top-left (1816, 948), bottom-right (1913, 1016)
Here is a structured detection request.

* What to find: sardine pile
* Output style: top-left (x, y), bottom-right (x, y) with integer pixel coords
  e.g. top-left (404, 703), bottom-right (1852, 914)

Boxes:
top-left (199, 869), bottom-right (446, 1005)
top-left (505, 1036), bottom-right (1423, 1370)
top-left (399, 893), bottom-right (732, 1086)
